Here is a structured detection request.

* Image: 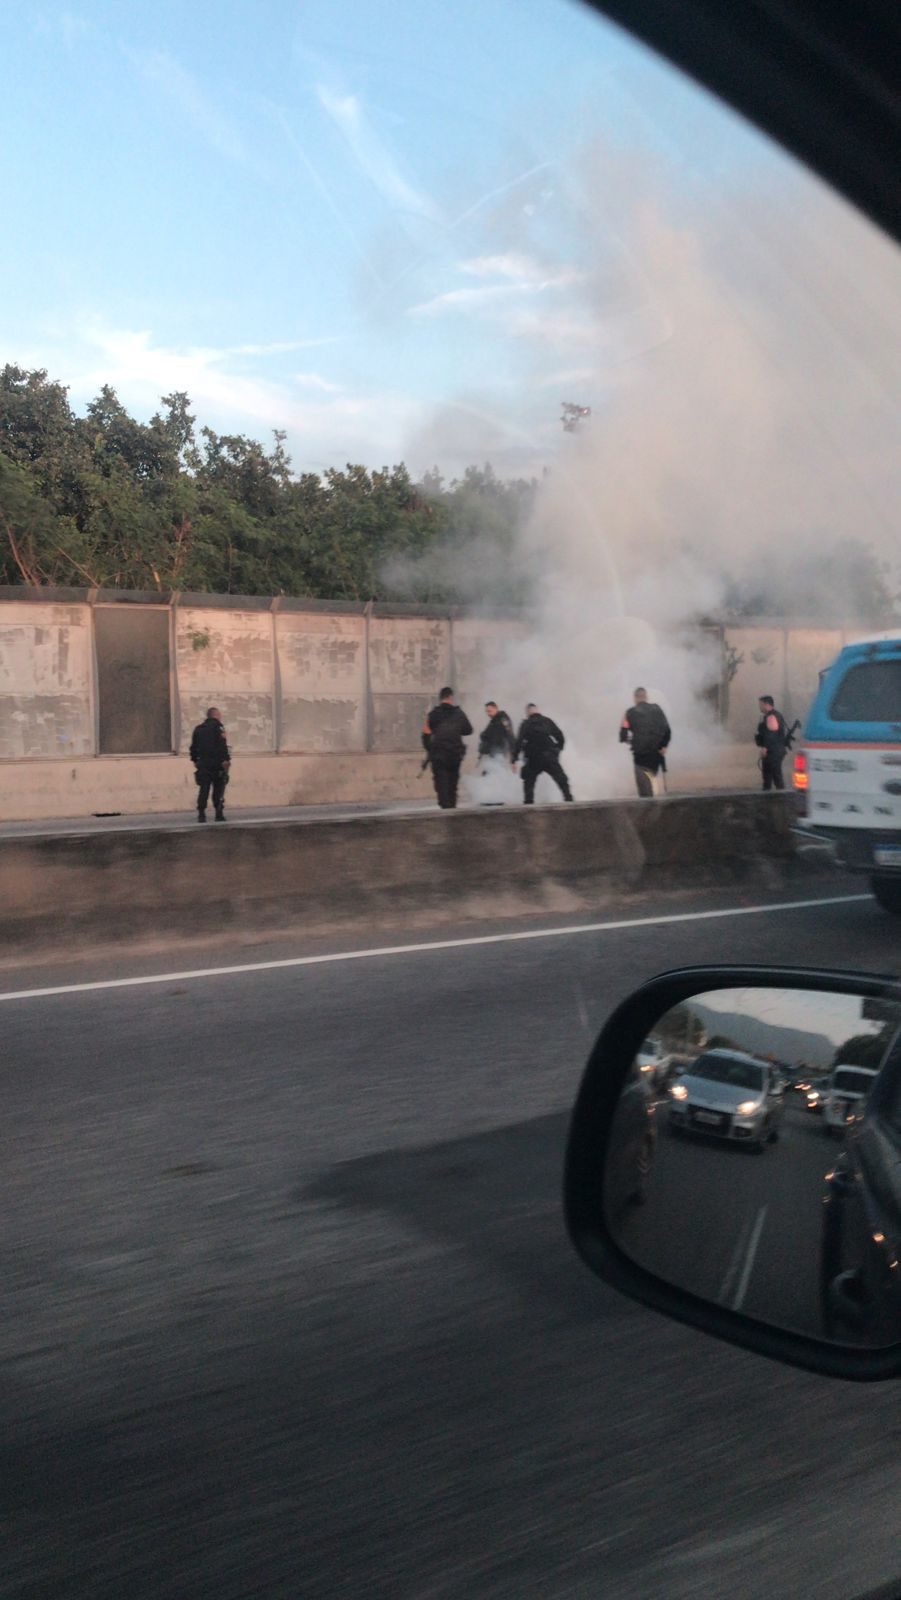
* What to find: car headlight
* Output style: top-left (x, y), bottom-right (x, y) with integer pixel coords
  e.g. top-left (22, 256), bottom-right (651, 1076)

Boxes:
top-left (669, 1084), bottom-right (688, 1101)
top-left (735, 1099), bottom-right (763, 1116)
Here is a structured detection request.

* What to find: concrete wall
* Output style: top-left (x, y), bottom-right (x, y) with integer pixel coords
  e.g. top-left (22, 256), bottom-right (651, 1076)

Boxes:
top-left (0, 745), bottom-right (758, 822)
top-left (0, 601), bottom-right (93, 758)
top-left (723, 627), bottom-right (787, 738)
top-left (176, 606), bottom-right (274, 754)
top-left (723, 624), bottom-right (855, 737)
top-left (783, 630), bottom-right (844, 726)
top-left (276, 609), bottom-right (366, 752)
top-left (0, 792), bottom-right (801, 958)
top-left (0, 753), bottom-right (426, 820)
top-left (0, 590), bottom-right (890, 770)
top-left (368, 614), bottom-right (450, 752)
top-left (451, 616), bottom-right (529, 713)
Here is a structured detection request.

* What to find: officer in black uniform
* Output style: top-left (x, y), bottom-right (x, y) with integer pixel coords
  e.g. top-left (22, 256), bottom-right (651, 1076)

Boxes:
top-left (190, 705), bottom-right (231, 822)
top-left (513, 703), bottom-right (573, 804)
top-left (421, 687), bottom-right (473, 809)
top-left (755, 694), bottom-right (789, 790)
top-left (478, 701), bottom-right (516, 762)
top-left (619, 687), bottom-right (671, 797)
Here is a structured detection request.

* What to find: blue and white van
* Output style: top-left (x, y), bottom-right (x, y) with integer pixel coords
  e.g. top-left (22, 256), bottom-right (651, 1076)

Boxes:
top-left (796, 635), bottom-right (901, 913)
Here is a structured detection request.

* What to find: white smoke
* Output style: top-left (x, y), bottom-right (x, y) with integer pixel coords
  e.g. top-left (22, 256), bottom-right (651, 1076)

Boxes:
top-left (395, 128), bottom-right (901, 801)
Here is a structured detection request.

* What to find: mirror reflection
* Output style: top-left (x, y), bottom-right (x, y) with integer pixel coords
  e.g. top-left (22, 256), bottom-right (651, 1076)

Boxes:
top-left (605, 987), bottom-right (901, 1346)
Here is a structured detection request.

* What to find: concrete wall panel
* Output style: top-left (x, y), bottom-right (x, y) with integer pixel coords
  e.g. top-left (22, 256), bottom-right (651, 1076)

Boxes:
top-left (0, 602), bottom-right (93, 758)
top-left (784, 629), bottom-right (843, 729)
top-left (0, 793), bottom-right (799, 956)
top-left (722, 627), bottom-right (787, 741)
top-left (451, 617), bottom-right (529, 722)
top-left (0, 744), bottom-right (755, 822)
top-left (176, 608), bottom-right (274, 753)
top-left (369, 616), bottom-right (450, 752)
top-left (0, 593), bottom-right (893, 777)
top-left (276, 611), bottom-right (366, 752)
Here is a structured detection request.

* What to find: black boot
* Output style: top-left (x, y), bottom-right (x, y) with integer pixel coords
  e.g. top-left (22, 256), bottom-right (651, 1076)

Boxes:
top-left (215, 807), bottom-right (226, 821)
top-left (197, 810), bottom-right (207, 823)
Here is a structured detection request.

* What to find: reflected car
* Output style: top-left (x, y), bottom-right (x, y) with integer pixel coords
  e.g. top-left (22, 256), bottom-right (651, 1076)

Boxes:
top-left (667, 1048), bottom-right (783, 1150)
top-left (604, 1062), bottom-right (658, 1215)
top-left (823, 1065), bottom-right (878, 1137)
top-left (820, 1037), bottom-right (901, 1344)
top-left (635, 1036), bottom-right (673, 1092)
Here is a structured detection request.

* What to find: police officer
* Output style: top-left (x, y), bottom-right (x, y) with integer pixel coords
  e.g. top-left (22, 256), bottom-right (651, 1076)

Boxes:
top-left (755, 694), bottom-right (789, 790)
top-left (619, 687), bottom-right (671, 798)
top-left (478, 701), bottom-right (516, 763)
top-left (190, 705), bottom-right (231, 822)
top-left (513, 703), bottom-right (573, 804)
top-left (422, 686), bottom-right (473, 809)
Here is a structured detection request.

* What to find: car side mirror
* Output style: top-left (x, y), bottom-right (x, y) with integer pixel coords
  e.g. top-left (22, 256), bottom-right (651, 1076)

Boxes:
top-left (564, 966), bottom-right (901, 1380)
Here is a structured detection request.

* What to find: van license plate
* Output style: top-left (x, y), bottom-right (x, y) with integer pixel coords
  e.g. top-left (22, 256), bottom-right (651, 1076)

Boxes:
top-left (874, 845), bottom-right (901, 866)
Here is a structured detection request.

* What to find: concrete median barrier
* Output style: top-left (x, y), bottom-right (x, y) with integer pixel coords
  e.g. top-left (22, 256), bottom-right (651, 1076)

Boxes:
top-left (0, 792), bottom-right (807, 961)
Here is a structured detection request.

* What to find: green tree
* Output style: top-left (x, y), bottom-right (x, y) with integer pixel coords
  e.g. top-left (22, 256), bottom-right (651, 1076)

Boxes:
top-left (657, 1004), bottom-right (706, 1052)
top-left (832, 1030), bottom-right (890, 1069)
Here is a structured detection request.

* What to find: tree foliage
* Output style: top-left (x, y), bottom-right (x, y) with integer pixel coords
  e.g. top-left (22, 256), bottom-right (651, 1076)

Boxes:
top-left (832, 1031), bottom-right (890, 1070)
top-left (2, 364), bottom-right (896, 619)
top-left (0, 365), bottom-right (537, 600)
top-left (656, 1004), bottom-right (706, 1051)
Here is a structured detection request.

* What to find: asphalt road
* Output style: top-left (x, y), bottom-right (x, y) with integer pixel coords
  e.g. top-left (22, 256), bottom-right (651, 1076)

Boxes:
top-left (618, 1103), bottom-right (839, 1338)
top-left (3, 886), bottom-right (901, 1600)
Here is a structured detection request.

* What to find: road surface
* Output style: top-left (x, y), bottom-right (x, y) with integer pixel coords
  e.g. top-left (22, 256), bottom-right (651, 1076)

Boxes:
top-left (3, 883), bottom-right (901, 1600)
top-left (617, 1100), bottom-right (841, 1337)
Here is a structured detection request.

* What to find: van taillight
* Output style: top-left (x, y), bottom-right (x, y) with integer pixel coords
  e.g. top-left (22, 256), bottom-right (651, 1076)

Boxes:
top-left (793, 752), bottom-right (808, 792)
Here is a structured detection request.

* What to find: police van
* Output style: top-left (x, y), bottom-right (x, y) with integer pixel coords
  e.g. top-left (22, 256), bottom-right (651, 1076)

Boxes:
top-left (795, 635), bottom-right (901, 913)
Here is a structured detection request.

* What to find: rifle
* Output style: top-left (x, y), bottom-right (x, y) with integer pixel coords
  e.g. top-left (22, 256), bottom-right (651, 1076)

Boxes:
top-left (785, 719), bottom-right (801, 751)
top-left (418, 752), bottom-right (432, 779)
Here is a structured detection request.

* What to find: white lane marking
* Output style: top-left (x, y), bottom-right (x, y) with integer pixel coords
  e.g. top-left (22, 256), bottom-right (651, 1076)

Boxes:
top-left (719, 1212), bottom-right (754, 1305)
top-left (0, 893), bottom-right (870, 1005)
top-left (733, 1205), bottom-right (769, 1311)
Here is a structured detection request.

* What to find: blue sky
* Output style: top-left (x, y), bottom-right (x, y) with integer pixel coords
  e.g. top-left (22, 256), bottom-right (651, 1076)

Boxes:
top-left (3, 0), bottom-right (778, 476)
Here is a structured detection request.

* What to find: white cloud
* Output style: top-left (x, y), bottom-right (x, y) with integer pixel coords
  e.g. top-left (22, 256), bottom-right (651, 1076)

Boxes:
top-left (18, 320), bottom-right (416, 472)
top-left (33, 10), bottom-right (91, 46)
top-left (509, 302), bottom-right (671, 367)
top-left (408, 284), bottom-right (536, 318)
top-left (226, 339), bottom-right (342, 357)
top-left (316, 85), bottom-right (441, 221)
top-left (460, 254), bottom-right (544, 282)
top-left (293, 372), bottom-right (343, 393)
top-left (536, 367), bottom-right (599, 389)
top-left (126, 49), bottom-right (248, 166)
top-left (408, 263), bottom-right (584, 320)
top-left (507, 309), bottom-right (604, 345)
top-left (59, 9), bottom-right (89, 45)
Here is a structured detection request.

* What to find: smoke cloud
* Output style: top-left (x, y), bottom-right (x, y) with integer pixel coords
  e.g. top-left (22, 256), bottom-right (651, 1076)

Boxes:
top-left (393, 130), bottom-right (901, 801)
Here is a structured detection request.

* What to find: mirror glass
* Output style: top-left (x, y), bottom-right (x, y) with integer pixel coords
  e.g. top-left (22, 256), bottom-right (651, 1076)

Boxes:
top-left (605, 987), bottom-right (901, 1346)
